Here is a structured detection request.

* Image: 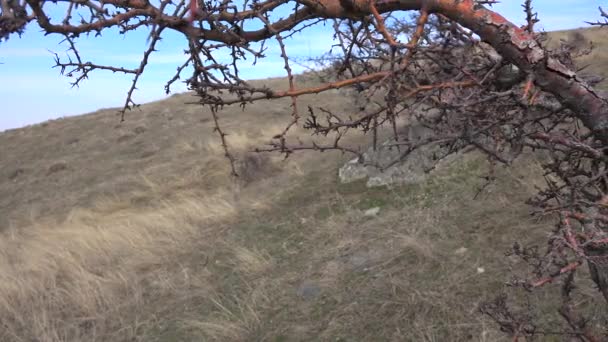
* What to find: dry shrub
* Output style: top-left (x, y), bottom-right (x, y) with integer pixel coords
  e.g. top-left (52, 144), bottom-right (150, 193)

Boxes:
top-left (567, 30), bottom-right (589, 51)
top-left (235, 152), bottom-right (279, 187)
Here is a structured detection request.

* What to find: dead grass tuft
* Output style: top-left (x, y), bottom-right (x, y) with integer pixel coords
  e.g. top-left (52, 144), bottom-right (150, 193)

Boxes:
top-left (47, 161), bottom-right (68, 175)
top-left (236, 152), bottom-right (280, 187)
top-left (230, 246), bottom-right (274, 276)
top-left (0, 191), bottom-right (236, 342)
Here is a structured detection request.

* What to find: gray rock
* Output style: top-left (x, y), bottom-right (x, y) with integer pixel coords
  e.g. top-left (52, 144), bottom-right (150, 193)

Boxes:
top-left (363, 207), bottom-right (380, 217)
top-left (338, 125), bottom-right (453, 188)
top-left (348, 254), bottom-right (370, 269)
top-left (342, 250), bottom-right (384, 271)
top-left (338, 158), bottom-right (369, 184)
top-left (297, 281), bottom-right (321, 300)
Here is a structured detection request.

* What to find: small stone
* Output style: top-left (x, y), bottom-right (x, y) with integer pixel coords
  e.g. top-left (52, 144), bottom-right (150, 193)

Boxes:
top-left (297, 282), bottom-right (321, 300)
top-left (338, 157), bottom-right (368, 183)
top-left (349, 254), bottom-right (369, 268)
top-left (455, 247), bottom-right (468, 255)
top-left (363, 207), bottom-right (380, 217)
top-left (477, 267), bottom-right (485, 274)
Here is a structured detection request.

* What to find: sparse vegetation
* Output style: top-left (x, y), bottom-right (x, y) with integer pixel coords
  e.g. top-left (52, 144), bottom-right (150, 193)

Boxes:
top-left (0, 56), bottom-right (604, 340)
top-left (4, 0), bottom-right (608, 339)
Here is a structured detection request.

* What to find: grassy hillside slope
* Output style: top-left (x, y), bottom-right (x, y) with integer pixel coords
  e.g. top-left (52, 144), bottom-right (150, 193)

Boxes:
top-left (546, 26), bottom-right (608, 89)
top-left (1, 27), bottom-right (607, 341)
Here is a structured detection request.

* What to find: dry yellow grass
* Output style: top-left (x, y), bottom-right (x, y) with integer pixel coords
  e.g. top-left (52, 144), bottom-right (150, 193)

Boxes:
top-left (0, 72), bottom-right (364, 341)
top-left (0, 190), bottom-right (236, 341)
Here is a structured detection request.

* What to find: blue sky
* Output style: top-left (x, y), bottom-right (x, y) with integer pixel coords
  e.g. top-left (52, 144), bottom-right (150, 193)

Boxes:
top-left (0, 0), bottom-right (604, 131)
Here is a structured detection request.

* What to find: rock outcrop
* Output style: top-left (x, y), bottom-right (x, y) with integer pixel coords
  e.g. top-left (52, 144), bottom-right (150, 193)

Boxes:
top-left (338, 123), bottom-right (455, 188)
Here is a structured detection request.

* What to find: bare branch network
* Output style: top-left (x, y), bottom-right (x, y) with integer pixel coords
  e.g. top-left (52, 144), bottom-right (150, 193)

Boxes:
top-left (4, 0), bottom-right (608, 339)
